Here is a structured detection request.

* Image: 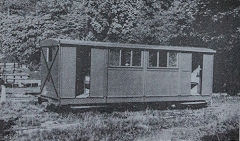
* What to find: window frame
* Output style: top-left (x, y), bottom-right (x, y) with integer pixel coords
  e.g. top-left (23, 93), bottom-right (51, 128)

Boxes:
top-left (108, 48), bottom-right (143, 68)
top-left (148, 50), bottom-right (179, 68)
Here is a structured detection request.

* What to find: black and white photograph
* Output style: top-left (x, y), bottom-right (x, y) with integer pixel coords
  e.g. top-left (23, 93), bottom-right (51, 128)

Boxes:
top-left (0, 0), bottom-right (239, 140)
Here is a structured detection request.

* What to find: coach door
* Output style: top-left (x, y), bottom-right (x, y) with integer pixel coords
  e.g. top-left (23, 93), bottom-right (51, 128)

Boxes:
top-left (75, 47), bottom-right (91, 98)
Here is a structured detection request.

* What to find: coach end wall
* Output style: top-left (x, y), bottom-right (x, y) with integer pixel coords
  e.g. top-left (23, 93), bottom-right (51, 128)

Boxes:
top-left (41, 47), bottom-right (60, 99)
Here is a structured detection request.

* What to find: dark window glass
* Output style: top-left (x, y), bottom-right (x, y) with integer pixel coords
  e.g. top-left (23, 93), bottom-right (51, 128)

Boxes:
top-left (159, 51), bottom-right (167, 67)
top-left (121, 49), bottom-right (131, 66)
top-left (132, 50), bottom-right (142, 66)
top-left (149, 50), bottom-right (157, 67)
top-left (168, 52), bottom-right (178, 67)
top-left (32, 83), bottom-right (38, 87)
top-left (26, 83), bottom-right (31, 87)
top-left (5, 84), bottom-right (12, 88)
top-left (109, 49), bottom-right (120, 66)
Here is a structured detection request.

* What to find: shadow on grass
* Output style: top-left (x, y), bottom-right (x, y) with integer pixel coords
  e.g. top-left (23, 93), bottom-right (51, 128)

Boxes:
top-left (0, 118), bottom-right (17, 141)
top-left (46, 101), bottom-right (208, 114)
top-left (201, 128), bottom-right (239, 141)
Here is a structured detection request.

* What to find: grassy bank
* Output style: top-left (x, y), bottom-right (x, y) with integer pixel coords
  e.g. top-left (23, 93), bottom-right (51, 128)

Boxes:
top-left (0, 94), bottom-right (239, 141)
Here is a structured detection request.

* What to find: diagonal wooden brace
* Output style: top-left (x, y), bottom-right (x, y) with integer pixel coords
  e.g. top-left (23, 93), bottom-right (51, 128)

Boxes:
top-left (40, 46), bottom-right (60, 98)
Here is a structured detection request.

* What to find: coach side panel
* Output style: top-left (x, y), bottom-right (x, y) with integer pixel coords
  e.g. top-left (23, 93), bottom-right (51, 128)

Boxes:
top-left (90, 48), bottom-right (108, 98)
top-left (202, 54), bottom-right (214, 95)
top-left (178, 53), bottom-right (192, 95)
top-left (60, 47), bottom-right (76, 98)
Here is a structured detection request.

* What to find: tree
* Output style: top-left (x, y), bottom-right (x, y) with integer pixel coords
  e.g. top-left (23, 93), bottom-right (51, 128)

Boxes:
top-left (0, 0), bottom-right (86, 68)
top-left (172, 0), bottom-right (240, 94)
top-left (0, 0), bottom-right (239, 94)
top-left (128, 0), bottom-right (198, 44)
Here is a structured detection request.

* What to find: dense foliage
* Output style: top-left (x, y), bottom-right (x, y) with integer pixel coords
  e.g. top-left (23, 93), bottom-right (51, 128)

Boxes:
top-left (0, 0), bottom-right (239, 94)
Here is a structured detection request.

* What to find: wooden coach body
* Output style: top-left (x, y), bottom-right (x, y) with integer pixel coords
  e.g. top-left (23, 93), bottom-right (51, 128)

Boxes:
top-left (39, 39), bottom-right (215, 106)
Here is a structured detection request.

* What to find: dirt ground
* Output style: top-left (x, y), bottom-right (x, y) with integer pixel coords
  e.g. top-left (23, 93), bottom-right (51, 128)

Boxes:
top-left (0, 91), bottom-right (239, 141)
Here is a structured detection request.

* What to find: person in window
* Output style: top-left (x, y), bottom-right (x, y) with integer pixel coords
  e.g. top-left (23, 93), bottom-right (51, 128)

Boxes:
top-left (125, 63), bottom-right (130, 66)
top-left (121, 49), bottom-right (131, 66)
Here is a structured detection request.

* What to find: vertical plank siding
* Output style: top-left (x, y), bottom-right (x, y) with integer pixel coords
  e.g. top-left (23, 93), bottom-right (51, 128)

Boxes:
top-left (60, 47), bottom-right (76, 98)
top-left (107, 68), bottom-right (144, 97)
top-left (145, 69), bottom-right (179, 96)
top-left (179, 53), bottom-right (192, 95)
top-left (107, 51), bottom-right (191, 97)
top-left (202, 54), bottom-right (214, 95)
top-left (90, 48), bottom-right (108, 97)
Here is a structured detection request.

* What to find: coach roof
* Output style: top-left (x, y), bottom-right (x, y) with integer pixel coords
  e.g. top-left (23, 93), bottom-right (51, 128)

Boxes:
top-left (40, 38), bottom-right (216, 53)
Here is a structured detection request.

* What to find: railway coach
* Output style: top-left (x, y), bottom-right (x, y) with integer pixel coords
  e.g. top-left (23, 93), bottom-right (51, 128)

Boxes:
top-left (38, 39), bottom-right (216, 108)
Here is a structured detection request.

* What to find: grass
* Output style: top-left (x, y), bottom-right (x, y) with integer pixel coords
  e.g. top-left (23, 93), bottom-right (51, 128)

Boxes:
top-left (0, 94), bottom-right (239, 141)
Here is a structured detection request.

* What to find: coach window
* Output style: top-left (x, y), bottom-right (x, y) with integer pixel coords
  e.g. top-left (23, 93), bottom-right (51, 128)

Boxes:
top-left (168, 52), bottom-right (178, 67)
top-left (109, 49), bottom-right (120, 66)
top-left (159, 50), bottom-right (167, 67)
top-left (148, 50), bottom-right (178, 68)
top-left (149, 50), bottom-right (158, 67)
top-left (109, 49), bottom-right (142, 67)
top-left (121, 49), bottom-right (131, 66)
top-left (132, 49), bottom-right (142, 66)
top-left (32, 83), bottom-right (38, 87)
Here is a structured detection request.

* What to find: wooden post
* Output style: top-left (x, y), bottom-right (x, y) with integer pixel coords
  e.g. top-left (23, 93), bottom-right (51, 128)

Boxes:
top-left (210, 95), bottom-right (213, 106)
top-left (0, 85), bottom-right (6, 104)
